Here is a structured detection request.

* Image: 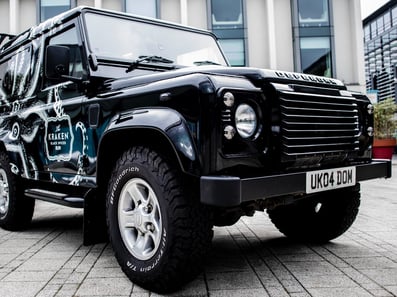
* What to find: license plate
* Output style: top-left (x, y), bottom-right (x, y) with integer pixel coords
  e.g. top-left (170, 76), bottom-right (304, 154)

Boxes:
top-left (306, 166), bottom-right (356, 194)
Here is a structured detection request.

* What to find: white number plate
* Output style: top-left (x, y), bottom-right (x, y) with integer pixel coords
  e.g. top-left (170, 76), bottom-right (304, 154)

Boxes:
top-left (306, 166), bottom-right (356, 194)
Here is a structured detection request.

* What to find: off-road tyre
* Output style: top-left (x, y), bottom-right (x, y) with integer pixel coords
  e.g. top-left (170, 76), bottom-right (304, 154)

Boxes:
top-left (0, 152), bottom-right (35, 230)
top-left (267, 185), bottom-right (360, 243)
top-left (106, 147), bottom-right (213, 293)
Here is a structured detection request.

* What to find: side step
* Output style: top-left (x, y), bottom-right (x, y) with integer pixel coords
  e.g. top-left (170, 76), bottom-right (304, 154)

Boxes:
top-left (25, 189), bottom-right (84, 208)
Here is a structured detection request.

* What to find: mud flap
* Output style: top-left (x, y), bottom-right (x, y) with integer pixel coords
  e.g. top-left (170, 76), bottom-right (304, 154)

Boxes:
top-left (83, 189), bottom-right (108, 245)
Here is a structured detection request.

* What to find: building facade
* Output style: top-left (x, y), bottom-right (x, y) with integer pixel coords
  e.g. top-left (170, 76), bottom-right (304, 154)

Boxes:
top-left (363, 0), bottom-right (397, 102)
top-left (0, 0), bottom-right (365, 92)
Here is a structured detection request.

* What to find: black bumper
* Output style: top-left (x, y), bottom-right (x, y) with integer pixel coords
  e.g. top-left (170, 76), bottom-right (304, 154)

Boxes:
top-left (200, 160), bottom-right (392, 207)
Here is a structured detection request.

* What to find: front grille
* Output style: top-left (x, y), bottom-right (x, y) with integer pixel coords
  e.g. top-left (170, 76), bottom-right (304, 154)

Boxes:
top-left (278, 85), bottom-right (360, 157)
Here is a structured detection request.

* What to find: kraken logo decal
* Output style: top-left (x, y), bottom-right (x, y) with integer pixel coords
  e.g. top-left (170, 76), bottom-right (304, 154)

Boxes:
top-left (45, 115), bottom-right (74, 161)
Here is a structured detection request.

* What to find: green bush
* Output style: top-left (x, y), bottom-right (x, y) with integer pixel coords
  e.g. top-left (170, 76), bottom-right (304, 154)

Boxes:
top-left (373, 98), bottom-right (397, 139)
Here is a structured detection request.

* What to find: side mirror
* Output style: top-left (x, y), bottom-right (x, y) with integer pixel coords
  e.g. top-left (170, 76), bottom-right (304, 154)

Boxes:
top-left (45, 45), bottom-right (70, 80)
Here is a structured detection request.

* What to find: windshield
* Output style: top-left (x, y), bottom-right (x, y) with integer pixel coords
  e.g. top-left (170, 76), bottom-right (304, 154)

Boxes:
top-left (84, 12), bottom-right (228, 67)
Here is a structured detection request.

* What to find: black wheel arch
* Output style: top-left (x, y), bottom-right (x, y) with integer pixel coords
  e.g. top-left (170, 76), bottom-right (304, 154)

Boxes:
top-left (97, 108), bottom-right (203, 190)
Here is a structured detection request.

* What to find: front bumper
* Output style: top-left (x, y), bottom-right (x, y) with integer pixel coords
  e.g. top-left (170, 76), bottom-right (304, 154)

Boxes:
top-left (200, 160), bottom-right (392, 207)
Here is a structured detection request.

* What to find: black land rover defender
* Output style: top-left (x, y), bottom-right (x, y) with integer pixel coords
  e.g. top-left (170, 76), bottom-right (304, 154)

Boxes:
top-left (0, 7), bottom-right (391, 293)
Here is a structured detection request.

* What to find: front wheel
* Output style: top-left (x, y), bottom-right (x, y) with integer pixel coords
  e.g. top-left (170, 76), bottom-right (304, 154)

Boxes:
top-left (106, 147), bottom-right (213, 293)
top-left (267, 185), bottom-right (360, 243)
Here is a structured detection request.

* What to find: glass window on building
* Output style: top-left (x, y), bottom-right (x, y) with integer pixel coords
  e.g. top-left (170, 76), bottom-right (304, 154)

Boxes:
top-left (218, 39), bottom-right (244, 66)
top-left (392, 7), bottom-right (397, 27)
top-left (300, 37), bottom-right (332, 77)
top-left (377, 16), bottom-right (384, 35)
top-left (371, 20), bottom-right (377, 39)
top-left (125, 0), bottom-right (158, 18)
top-left (293, 0), bottom-right (333, 77)
top-left (364, 25), bottom-right (371, 43)
top-left (210, 0), bottom-right (246, 66)
top-left (40, 0), bottom-right (71, 22)
top-left (384, 11), bottom-right (391, 30)
top-left (297, 0), bottom-right (329, 27)
top-left (211, 0), bottom-right (243, 29)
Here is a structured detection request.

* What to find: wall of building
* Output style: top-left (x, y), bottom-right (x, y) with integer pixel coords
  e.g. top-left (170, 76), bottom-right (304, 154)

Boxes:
top-left (333, 0), bottom-right (366, 92)
top-left (0, 0), bottom-right (366, 92)
top-left (273, 0), bottom-right (294, 71)
top-left (0, 1), bottom-right (10, 33)
top-left (185, 0), bottom-right (207, 29)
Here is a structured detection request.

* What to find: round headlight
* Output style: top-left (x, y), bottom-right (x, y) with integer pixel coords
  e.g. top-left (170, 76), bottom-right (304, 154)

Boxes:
top-left (235, 104), bottom-right (257, 138)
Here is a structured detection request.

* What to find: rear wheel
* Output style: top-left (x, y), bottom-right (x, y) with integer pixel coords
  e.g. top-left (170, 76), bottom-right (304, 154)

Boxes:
top-left (267, 185), bottom-right (360, 243)
top-left (0, 152), bottom-right (35, 230)
top-left (106, 147), bottom-right (213, 293)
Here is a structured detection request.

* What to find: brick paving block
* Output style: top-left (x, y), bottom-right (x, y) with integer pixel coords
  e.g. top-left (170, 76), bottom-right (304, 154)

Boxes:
top-left (283, 260), bottom-right (343, 276)
top-left (289, 293), bottom-right (311, 297)
top-left (306, 286), bottom-right (373, 297)
top-left (277, 253), bottom-right (324, 262)
top-left (294, 274), bottom-right (358, 289)
top-left (0, 281), bottom-right (46, 297)
top-left (209, 288), bottom-right (270, 297)
top-left (35, 284), bottom-right (62, 297)
top-left (265, 285), bottom-right (291, 297)
top-left (368, 289), bottom-right (395, 297)
top-left (360, 268), bottom-right (397, 286)
top-left (75, 277), bottom-right (133, 296)
top-left (206, 271), bottom-right (263, 291)
top-left (384, 286), bottom-right (397, 296)
top-left (2, 270), bottom-right (54, 283)
top-left (86, 267), bottom-right (126, 278)
top-left (344, 256), bottom-right (397, 269)
top-left (18, 258), bottom-right (67, 272)
top-left (55, 283), bottom-right (80, 297)
top-left (151, 275), bottom-right (207, 297)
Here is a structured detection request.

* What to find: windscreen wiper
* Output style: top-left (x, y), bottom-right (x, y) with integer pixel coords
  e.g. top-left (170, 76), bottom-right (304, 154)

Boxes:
top-left (126, 55), bottom-right (175, 72)
top-left (193, 60), bottom-right (221, 66)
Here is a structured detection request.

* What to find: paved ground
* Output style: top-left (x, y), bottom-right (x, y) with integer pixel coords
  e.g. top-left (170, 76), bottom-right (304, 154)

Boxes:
top-left (0, 158), bottom-right (396, 297)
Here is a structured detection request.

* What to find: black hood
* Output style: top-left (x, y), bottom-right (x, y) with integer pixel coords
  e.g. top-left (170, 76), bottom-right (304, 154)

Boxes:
top-left (100, 66), bottom-right (347, 94)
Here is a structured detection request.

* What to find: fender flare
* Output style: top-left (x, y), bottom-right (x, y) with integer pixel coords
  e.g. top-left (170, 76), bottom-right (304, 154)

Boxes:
top-left (98, 107), bottom-right (201, 176)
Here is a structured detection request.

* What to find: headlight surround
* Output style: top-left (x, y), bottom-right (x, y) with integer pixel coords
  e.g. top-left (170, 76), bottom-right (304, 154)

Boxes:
top-left (235, 103), bottom-right (257, 138)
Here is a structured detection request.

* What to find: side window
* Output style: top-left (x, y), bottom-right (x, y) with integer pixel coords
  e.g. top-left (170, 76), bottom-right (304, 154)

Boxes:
top-left (0, 47), bottom-right (32, 101)
top-left (45, 26), bottom-right (86, 87)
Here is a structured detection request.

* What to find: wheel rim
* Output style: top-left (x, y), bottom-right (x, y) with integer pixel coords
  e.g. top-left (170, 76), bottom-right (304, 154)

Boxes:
top-left (118, 178), bottom-right (163, 261)
top-left (0, 168), bottom-right (10, 216)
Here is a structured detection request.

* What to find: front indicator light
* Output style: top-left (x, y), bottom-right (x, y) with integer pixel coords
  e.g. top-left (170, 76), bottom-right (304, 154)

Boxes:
top-left (235, 104), bottom-right (257, 138)
top-left (367, 104), bottom-right (374, 115)
top-left (223, 92), bottom-right (235, 107)
top-left (224, 125), bottom-right (236, 140)
top-left (367, 127), bottom-right (374, 137)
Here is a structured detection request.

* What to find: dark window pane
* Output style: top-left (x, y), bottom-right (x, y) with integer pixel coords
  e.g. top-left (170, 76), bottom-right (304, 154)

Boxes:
top-left (377, 16), bottom-right (384, 35)
top-left (371, 21), bottom-right (377, 38)
top-left (40, 0), bottom-right (70, 21)
top-left (384, 11), bottom-right (391, 30)
top-left (297, 0), bottom-right (329, 27)
top-left (392, 7), bottom-right (397, 26)
top-left (211, 0), bottom-right (243, 29)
